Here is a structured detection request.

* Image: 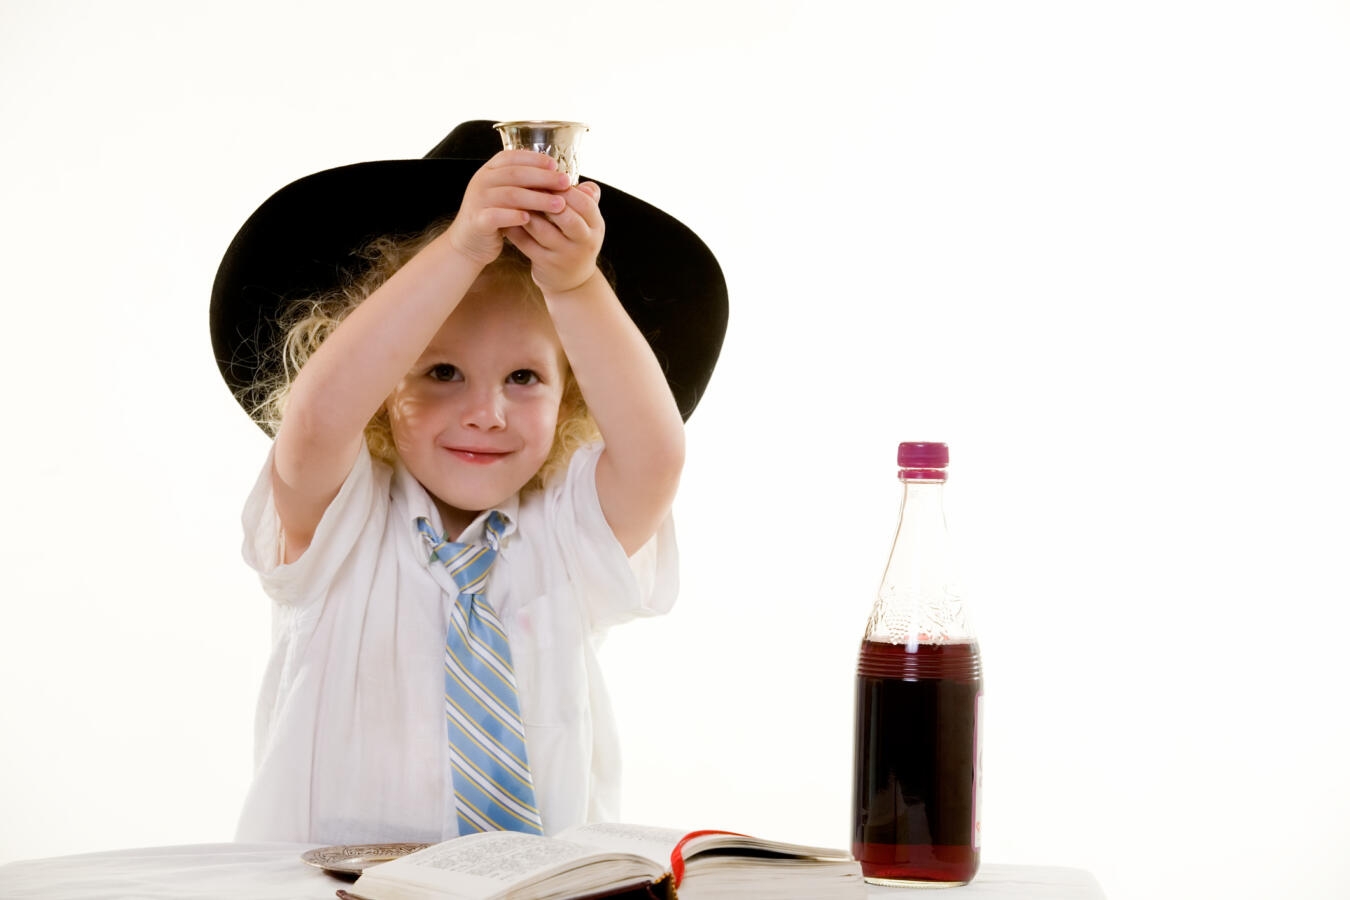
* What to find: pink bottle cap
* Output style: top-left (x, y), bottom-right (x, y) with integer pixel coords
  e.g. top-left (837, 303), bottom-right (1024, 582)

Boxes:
top-left (897, 442), bottom-right (949, 481)
top-left (898, 442), bottom-right (949, 467)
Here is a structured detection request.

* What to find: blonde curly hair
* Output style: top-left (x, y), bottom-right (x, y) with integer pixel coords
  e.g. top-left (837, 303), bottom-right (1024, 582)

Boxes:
top-left (251, 220), bottom-right (600, 494)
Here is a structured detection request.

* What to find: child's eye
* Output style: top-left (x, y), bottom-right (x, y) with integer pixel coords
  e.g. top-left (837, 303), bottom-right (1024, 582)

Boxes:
top-left (507, 369), bottom-right (540, 386)
top-left (428, 364), bottom-right (460, 382)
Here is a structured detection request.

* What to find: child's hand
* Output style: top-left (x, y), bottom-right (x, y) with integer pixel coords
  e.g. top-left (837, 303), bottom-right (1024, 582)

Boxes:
top-left (447, 150), bottom-right (573, 267)
top-left (505, 180), bottom-right (605, 295)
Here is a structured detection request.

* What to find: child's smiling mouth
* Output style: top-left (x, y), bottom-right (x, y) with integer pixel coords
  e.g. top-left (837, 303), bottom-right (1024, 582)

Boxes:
top-left (445, 446), bottom-right (510, 464)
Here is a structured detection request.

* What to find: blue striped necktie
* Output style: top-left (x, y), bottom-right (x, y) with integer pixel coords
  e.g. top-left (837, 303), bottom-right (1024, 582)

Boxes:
top-left (415, 510), bottom-right (544, 835)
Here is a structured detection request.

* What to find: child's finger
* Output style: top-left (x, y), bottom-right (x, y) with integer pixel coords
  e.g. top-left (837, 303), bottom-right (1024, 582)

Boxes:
top-left (468, 158), bottom-right (571, 209)
top-left (474, 167), bottom-right (571, 199)
top-left (473, 206), bottom-right (532, 232)
top-left (502, 225), bottom-right (543, 256)
top-left (540, 207), bottom-right (597, 247)
top-left (561, 184), bottom-right (603, 228)
top-left (518, 212), bottom-right (566, 250)
top-left (483, 148), bottom-right (564, 171)
top-left (556, 186), bottom-right (604, 234)
top-left (481, 184), bottom-right (568, 216)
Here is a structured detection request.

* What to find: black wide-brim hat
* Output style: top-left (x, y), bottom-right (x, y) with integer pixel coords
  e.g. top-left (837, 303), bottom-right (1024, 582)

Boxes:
top-left (211, 120), bottom-right (728, 431)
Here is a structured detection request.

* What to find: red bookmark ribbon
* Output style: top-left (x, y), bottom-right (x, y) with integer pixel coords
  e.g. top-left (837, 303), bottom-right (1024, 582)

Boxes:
top-left (669, 830), bottom-right (746, 887)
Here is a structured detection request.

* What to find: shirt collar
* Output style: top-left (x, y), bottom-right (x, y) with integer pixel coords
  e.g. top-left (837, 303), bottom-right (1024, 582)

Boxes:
top-left (451, 500), bottom-right (519, 546)
top-left (391, 459), bottom-right (519, 561)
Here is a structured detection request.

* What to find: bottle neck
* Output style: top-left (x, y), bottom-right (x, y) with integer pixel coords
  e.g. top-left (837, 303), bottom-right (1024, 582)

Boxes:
top-left (890, 478), bottom-right (950, 576)
top-left (865, 474), bottom-right (973, 644)
top-left (896, 478), bottom-right (949, 543)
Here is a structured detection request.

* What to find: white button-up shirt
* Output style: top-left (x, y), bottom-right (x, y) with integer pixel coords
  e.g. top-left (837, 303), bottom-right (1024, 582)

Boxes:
top-left (234, 442), bottom-right (676, 844)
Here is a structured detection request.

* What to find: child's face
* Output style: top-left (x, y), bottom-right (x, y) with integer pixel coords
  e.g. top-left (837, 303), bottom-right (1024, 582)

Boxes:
top-left (386, 277), bottom-right (566, 530)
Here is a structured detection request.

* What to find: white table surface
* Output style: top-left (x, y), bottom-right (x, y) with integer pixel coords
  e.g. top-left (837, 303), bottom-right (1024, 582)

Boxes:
top-left (0, 842), bottom-right (1106, 899)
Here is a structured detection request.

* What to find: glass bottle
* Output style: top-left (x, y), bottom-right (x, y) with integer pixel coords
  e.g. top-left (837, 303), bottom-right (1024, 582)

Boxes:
top-left (851, 441), bottom-right (983, 886)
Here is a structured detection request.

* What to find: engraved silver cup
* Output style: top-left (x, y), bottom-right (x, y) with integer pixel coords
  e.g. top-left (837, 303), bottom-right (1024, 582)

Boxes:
top-left (493, 120), bottom-right (589, 185)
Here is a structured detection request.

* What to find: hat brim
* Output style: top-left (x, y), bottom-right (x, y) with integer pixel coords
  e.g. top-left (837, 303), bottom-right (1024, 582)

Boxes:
top-left (211, 155), bottom-right (727, 428)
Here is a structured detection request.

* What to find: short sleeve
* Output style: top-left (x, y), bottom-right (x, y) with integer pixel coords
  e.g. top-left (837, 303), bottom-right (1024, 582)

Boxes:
top-left (545, 443), bottom-right (678, 631)
top-left (240, 443), bottom-right (389, 607)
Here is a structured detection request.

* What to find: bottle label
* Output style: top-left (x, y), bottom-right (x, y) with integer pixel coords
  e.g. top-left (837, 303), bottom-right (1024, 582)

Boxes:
top-left (972, 690), bottom-right (983, 850)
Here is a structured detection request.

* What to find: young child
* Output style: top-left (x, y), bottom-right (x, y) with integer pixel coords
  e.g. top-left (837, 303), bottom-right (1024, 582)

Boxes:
top-left (210, 121), bottom-right (727, 845)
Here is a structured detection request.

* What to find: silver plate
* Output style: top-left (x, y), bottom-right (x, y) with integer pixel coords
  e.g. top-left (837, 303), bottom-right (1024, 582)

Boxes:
top-left (301, 842), bottom-right (432, 875)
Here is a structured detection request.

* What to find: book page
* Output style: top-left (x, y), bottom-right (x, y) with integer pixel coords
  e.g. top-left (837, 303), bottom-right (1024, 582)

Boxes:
top-left (680, 830), bottom-right (853, 861)
top-left (559, 822), bottom-right (687, 868)
top-left (355, 832), bottom-right (620, 899)
top-left (412, 833), bottom-right (600, 879)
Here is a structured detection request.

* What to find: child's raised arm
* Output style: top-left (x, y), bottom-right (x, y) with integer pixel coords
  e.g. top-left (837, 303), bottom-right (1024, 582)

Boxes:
top-left (271, 151), bottom-right (572, 561)
top-left (506, 182), bottom-right (686, 556)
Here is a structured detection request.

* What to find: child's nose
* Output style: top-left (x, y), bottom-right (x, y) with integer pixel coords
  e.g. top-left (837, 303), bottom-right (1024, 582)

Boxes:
top-left (460, 384), bottom-right (506, 430)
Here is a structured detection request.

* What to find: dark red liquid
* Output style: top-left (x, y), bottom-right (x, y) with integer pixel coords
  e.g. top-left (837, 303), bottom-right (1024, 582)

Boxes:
top-left (852, 639), bottom-right (982, 885)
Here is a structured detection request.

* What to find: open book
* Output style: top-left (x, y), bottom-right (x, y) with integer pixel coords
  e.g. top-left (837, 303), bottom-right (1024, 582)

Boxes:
top-left (340, 822), bottom-right (865, 900)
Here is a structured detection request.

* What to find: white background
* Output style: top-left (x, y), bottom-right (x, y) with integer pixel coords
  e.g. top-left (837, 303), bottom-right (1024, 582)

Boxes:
top-left (2, 2), bottom-right (1348, 898)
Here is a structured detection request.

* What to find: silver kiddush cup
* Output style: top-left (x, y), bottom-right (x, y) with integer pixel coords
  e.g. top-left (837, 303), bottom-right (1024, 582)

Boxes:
top-left (493, 120), bottom-right (589, 184)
